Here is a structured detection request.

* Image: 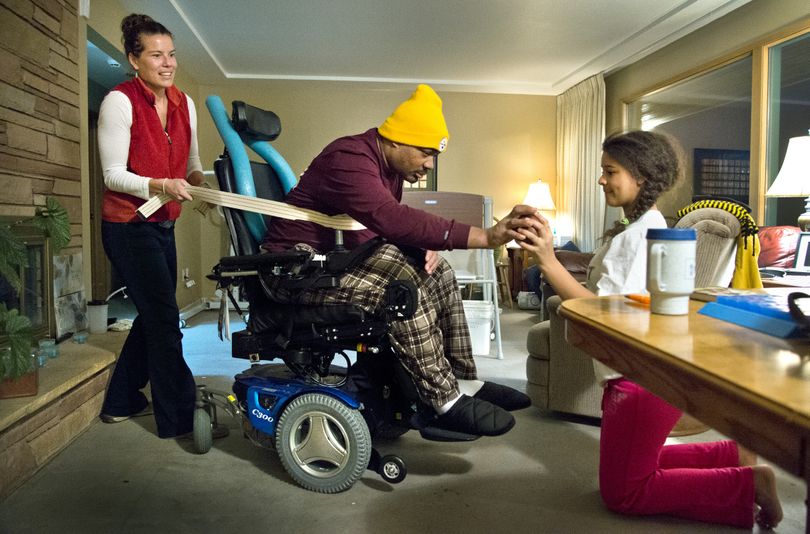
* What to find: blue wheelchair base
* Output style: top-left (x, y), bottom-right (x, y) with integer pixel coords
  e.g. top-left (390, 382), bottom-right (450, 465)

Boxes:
top-left (193, 363), bottom-right (411, 492)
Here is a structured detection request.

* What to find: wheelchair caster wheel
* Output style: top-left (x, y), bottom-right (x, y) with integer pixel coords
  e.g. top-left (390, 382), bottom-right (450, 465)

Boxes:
top-left (193, 408), bottom-right (213, 454)
top-left (378, 454), bottom-right (406, 484)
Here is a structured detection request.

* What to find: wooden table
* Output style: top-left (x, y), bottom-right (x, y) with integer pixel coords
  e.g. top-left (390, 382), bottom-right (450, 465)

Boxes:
top-left (558, 295), bottom-right (810, 528)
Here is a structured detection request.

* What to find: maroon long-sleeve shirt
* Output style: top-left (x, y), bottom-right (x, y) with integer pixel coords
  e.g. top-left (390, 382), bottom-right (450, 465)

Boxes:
top-left (261, 128), bottom-right (471, 253)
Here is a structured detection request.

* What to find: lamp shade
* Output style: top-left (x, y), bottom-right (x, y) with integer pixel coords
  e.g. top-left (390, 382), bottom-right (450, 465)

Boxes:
top-left (766, 135), bottom-right (810, 197)
top-left (523, 180), bottom-right (556, 211)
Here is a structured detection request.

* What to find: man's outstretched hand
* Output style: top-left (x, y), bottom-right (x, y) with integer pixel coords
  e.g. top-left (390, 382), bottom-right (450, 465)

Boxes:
top-left (475, 204), bottom-right (541, 248)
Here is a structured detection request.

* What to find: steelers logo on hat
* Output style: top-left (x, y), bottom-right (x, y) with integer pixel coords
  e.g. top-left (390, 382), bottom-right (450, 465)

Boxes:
top-left (438, 137), bottom-right (448, 152)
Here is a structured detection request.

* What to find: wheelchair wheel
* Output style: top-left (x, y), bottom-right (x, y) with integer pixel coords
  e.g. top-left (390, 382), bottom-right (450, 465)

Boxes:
top-left (193, 408), bottom-right (213, 454)
top-left (275, 392), bottom-right (371, 493)
top-left (379, 454), bottom-right (407, 484)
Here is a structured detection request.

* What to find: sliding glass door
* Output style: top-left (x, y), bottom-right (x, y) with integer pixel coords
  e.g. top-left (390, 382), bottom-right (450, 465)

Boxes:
top-left (625, 56), bottom-right (752, 219)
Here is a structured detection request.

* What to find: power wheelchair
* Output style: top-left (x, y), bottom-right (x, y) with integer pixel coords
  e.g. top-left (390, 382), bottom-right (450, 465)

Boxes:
top-left (192, 96), bottom-right (478, 493)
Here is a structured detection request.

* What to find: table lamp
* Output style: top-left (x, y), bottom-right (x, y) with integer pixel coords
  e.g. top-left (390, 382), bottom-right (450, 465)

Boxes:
top-left (523, 180), bottom-right (556, 212)
top-left (766, 132), bottom-right (810, 231)
top-left (523, 179), bottom-right (558, 244)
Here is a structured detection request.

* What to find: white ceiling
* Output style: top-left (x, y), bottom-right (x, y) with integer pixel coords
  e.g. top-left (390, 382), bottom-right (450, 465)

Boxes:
top-left (105, 0), bottom-right (752, 95)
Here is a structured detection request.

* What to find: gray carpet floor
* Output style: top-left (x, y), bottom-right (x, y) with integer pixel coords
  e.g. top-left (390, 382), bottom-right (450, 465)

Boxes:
top-left (0, 306), bottom-right (805, 533)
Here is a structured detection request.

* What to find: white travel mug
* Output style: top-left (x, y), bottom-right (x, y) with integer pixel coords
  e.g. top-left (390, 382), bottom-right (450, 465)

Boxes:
top-left (646, 228), bottom-right (697, 315)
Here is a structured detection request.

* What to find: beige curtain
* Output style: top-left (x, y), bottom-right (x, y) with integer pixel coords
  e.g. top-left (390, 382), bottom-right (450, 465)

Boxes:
top-left (556, 74), bottom-right (605, 252)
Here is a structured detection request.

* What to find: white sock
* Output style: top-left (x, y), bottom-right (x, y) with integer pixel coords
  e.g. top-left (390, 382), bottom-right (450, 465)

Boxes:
top-left (458, 379), bottom-right (484, 397)
top-left (437, 394), bottom-right (461, 415)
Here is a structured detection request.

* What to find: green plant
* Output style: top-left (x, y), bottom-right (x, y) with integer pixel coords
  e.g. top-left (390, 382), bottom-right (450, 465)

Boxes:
top-left (0, 197), bottom-right (70, 380)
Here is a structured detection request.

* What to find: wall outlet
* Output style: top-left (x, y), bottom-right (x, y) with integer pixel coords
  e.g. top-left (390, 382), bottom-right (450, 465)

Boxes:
top-left (182, 268), bottom-right (195, 288)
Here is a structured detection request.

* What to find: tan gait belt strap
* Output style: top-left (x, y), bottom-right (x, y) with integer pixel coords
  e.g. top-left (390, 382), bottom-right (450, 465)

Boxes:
top-left (135, 185), bottom-right (366, 231)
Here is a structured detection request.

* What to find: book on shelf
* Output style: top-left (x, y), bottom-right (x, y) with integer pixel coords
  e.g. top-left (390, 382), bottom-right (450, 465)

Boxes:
top-left (697, 291), bottom-right (803, 338)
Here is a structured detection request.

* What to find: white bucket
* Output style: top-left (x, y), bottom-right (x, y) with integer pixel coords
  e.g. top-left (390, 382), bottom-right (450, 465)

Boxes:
top-left (87, 301), bottom-right (109, 334)
top-left (462, 300), bottom-right (493, 356)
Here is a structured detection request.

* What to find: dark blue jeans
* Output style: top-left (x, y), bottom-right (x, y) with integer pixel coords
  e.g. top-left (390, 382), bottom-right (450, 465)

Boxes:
top-left (100, 221), bottom-right (195, 438)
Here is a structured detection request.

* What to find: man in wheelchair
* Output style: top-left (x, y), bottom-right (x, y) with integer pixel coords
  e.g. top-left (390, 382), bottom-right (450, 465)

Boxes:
top-left (260, 84), bottom-right (536, 437)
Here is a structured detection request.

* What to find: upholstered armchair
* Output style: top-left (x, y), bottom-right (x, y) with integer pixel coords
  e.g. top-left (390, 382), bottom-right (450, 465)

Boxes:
top-left (525, 208), bottom-right (742, 417)
top-left (758, 225), bottom-right (801, 268)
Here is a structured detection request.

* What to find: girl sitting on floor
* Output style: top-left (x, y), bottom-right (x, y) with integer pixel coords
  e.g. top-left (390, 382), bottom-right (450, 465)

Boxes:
top-left (518, 130), bottom-right (782, 529)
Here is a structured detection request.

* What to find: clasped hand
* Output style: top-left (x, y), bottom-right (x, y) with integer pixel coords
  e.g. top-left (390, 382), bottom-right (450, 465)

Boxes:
top-left (515, 210), bottom-right (555, 264)
top-left (487, 204), bottom-right (543, 247)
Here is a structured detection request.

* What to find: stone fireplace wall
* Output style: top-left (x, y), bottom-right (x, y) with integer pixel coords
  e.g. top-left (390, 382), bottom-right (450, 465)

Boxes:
top-left (0, 1), bottom-right (108, 501)
top-left (0, 0), bottom-right (81, 253)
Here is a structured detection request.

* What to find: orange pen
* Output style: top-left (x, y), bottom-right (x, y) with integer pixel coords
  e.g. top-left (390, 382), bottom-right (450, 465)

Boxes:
top-left (625, 294), bottom-right (651, 306)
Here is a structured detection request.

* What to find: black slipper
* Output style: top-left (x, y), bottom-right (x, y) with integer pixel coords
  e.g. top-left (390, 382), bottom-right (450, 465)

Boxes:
top-left (434, 395), bottom-right (515, 437)
top-left (474, 381), bottom-right (531, 411)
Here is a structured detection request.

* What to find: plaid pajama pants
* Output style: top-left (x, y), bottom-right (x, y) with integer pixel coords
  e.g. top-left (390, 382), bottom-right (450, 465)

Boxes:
top-left (269, 243), bottom-right (477, 409)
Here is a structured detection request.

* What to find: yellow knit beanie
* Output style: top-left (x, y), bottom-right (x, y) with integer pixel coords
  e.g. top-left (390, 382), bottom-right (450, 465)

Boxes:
top-left (378, 84), bottom-right (449, 152)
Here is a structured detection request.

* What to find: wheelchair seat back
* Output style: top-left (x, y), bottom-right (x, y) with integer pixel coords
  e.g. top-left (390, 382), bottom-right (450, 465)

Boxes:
top-left (214, 156), bottom-right (286, 255)
top-left (212, 99), bottom-right (289, 256)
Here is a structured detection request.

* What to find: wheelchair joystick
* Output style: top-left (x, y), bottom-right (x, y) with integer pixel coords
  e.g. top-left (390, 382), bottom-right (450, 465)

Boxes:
top-left (333, 229), bottom-right (345, 252)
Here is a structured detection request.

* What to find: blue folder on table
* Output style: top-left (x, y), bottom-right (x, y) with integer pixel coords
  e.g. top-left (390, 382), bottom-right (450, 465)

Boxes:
top-left (698, 294), bottom-right (803, 338)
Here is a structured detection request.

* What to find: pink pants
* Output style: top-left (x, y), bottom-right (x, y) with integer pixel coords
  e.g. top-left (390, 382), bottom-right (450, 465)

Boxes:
top-left (599, 378), bottom-right (755, 528)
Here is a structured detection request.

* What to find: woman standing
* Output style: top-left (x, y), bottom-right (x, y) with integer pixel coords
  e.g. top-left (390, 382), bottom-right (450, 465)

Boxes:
top-left (518, 131), bottom-right (782, 529)
top-left (97, 14), bottom-right (206, 439)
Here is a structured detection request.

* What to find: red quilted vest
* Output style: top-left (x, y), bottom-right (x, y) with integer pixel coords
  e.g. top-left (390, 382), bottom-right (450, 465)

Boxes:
top-left (102, 77), bottom-right (192, 223)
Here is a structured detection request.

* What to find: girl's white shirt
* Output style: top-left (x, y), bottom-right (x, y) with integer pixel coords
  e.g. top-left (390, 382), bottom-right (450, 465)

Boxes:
top-left (585, 209), bottom-right (667, 384)
top-left (97, 90), bottom-right (203, 200)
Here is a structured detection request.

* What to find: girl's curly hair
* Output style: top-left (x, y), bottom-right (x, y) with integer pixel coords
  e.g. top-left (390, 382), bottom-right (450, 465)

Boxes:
top-left (601, 130), bottom-right (684, 240)
top-left (121, 14), bottom-right (173, 58)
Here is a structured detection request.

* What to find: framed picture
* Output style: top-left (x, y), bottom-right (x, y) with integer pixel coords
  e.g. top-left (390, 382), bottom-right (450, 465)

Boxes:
top-left (795, 232), bottom-right (810, 271)
top-left (693, 148), bottom-right (750, 205)
top-left (403, 155), bottom-right (437, 191)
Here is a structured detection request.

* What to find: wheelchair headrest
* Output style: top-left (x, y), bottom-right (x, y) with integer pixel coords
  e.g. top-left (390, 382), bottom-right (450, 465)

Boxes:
top-left (231, 101), bottom-right (281, 142)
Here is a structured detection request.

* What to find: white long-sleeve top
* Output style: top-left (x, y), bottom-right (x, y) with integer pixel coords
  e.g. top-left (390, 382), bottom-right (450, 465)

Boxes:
top-left (586, 209), bottom-right (667, 384)
top-left (97, 90), bottom-right (203, 200)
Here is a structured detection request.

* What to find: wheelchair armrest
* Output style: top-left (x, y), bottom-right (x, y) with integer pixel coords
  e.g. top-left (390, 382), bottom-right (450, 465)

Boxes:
top-left (216, 237), bottom-right (384, 280)
top-left (217, 250), bottom-right (312, 273)
top-left (211, 250), bottom-right (332, 293)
